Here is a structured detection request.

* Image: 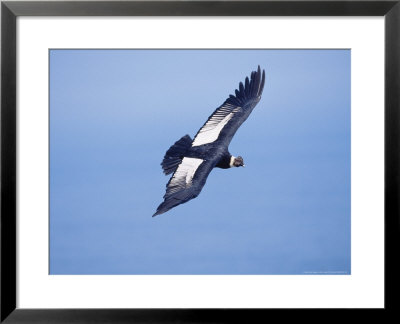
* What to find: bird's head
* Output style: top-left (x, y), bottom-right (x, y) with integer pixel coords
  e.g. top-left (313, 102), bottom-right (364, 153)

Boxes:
top-left (231, 155), bottom-right (245, 168)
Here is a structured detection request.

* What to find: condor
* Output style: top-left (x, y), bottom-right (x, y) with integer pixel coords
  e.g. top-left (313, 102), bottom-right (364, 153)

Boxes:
top-left (153, 66), bottom-right (266, 216)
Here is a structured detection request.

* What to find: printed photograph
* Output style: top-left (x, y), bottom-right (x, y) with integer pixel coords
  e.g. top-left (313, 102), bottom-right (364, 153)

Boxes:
top-left (49, 49), bottom-right (350, 275)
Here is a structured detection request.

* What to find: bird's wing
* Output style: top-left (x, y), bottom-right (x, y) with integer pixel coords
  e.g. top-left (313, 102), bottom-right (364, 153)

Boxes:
top-left (191, 66), bottom-right (265, 148)
top-left (153, 157), bottom-right (215, 216)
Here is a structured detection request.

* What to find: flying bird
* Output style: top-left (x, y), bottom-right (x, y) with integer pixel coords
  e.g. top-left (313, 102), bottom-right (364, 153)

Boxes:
top-left (153, 66), bottom-right (266, 216)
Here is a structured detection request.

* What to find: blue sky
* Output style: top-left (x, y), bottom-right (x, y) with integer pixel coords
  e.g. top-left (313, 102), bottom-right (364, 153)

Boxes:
top-left (49, 49), bottom-right (350, 275)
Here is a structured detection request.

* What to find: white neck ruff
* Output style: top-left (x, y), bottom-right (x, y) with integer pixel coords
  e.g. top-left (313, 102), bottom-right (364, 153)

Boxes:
top-left (229, 156), bottom-right (236, 168)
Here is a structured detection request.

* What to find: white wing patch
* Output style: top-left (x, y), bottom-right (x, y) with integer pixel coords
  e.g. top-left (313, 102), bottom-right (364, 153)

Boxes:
top-left (169, 157), bottom-right (204, 190)
top-left (192, 104), bottom-right (240, 147)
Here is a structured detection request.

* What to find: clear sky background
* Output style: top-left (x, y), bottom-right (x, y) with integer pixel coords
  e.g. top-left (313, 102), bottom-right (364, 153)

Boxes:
top-left (49, 49), bottom-right (350, 275)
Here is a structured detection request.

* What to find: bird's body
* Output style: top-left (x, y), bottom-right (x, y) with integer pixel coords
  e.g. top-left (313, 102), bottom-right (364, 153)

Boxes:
top-left (153, 66), bottom-right (266, 216)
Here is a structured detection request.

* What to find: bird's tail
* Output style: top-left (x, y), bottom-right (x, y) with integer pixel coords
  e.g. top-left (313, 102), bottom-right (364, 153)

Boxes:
top-left (161, 134), bottom-right (192, 175)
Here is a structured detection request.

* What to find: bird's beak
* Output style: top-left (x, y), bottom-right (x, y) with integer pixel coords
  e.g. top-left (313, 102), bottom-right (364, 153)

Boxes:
top-left (242, 164), bottom-right (245, 167)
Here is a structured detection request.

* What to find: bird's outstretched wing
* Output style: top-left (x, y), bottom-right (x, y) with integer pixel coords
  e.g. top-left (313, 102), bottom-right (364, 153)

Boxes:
top-left (191, 66), bottom-right (265, 148)
top-left (153, 157), bottom-right (215, 216)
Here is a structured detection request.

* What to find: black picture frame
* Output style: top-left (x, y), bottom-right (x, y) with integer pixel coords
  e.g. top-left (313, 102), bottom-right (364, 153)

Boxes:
top-left (1, 0), bottom-right (399, 322)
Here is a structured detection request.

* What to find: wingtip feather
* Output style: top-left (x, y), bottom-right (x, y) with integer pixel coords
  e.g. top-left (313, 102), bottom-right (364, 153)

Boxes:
top-left (224, 66), bottom-right (266, 106)
top-left (152, 205), bottom-right (166, 217)
top-left (260, 68), bottom-right (266, 95)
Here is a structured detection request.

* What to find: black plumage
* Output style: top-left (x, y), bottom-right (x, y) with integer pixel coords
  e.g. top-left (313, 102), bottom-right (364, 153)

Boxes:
top-left (153, 66), bottom-right (266, 216)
